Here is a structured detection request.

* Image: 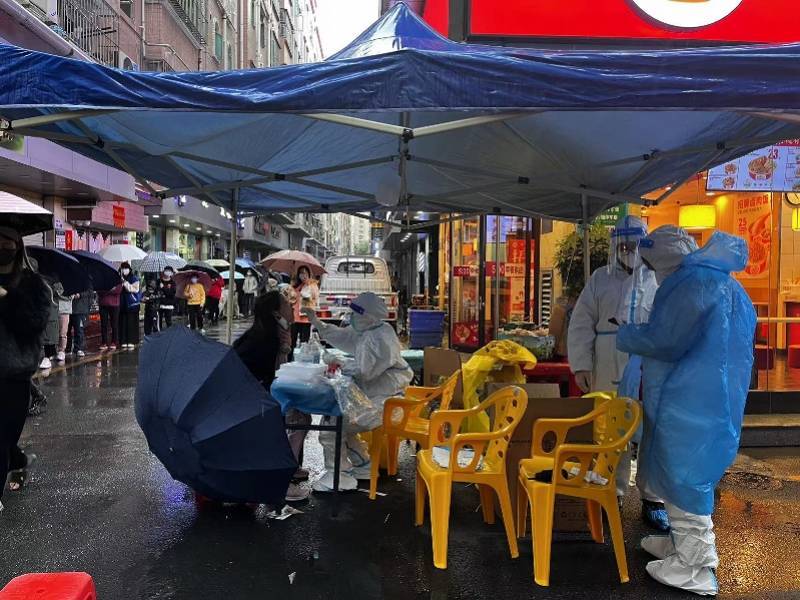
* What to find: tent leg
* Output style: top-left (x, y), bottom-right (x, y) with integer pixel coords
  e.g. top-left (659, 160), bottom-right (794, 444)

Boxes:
top-left (582, 193), bottom-right (591, 285)
top-left (226, 189), bottom-right (239, 345)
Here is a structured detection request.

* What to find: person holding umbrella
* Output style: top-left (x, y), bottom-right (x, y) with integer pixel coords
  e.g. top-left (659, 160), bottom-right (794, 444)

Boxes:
top-left (242, 270), bottom-right (259, 317)
top-left (0, 226), bottom-right (51, 511)
top-left (97, 282), bottom-right (122, 351)
top-left (291, 266), bottom-right (319, 348)
top-left (118, 262), bottom-right (141, 349)
top-left (157, 266), bottom-right (177, 330)
top-left (185, 274), bottom-right (206, 331)
top-left (206, 275), bottom-right (225, 326)
top-left (67, 285), bottom-right (92, 357)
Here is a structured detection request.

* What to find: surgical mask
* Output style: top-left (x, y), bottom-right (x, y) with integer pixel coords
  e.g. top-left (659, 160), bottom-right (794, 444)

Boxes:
top-left (121, 268), bottom-right (130, 276)
top-left (191, 277), bottom-right (198, 284)
top-left (299, 273), bottom-right (308, 282)
top-left (163, 271), bottom-right (173, 279)
top-left (0, 248), bottom-right (17, 266)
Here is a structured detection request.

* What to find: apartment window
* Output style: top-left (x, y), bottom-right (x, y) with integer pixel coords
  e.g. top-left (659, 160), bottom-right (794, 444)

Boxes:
top-left (270, 31), bottom-right (279, 66)
top-left (250, 0), bottom-right (256, 27)
top-left (260, 18), bottom-right (267, 49)
top-left (214, 22), bottom-right (223, 61)
top-left (120, 0), bottom-right (134, 19)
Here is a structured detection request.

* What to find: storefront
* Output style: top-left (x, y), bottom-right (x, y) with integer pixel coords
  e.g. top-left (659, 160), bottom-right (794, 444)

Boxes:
top-left (439, 216), bottom-right (537, 351)
top-left (64, 199), bottom-right (148, 252)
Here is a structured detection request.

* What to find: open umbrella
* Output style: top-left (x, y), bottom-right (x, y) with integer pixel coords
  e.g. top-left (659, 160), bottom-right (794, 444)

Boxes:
top-left (135, 326), bottom-right (296, 503)
top-left (205, 259), bottom-right (232, 269)
top-left (68, 250), bottom-right (121, 292)
top-left (99, 244), bottom-right (147, 264)
top-left (261, 250), bottom-right (325, 278)
top-left (0, 192), bottom-right (53, 236)
top-left (138, 251), bottom-right (187, 273)
top-left (26, 246), bottom-right (90, 295)
top-left (180, 260), bottom-right (220, 278)
top-left (218, 270), bottom-right (245, 280)
top-left (174, 270), bottom-right (212, 299)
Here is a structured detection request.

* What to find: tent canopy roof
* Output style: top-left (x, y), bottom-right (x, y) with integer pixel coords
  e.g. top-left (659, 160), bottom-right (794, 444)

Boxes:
top-left (1, 2), bottom-right (800, 220)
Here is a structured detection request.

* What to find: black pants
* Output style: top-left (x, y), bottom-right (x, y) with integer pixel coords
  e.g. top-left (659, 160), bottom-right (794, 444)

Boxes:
top-left (143, 305), bottom-right (159, 336)
top-left (243, 293), bottom-right (255, 317)
top-left (206, 298), bottom-right (220, 324)
top-left (66, 313), bottom-right (86, 353)
top-left (159, 308), bottom-right (173, 330)
top-left (188, 305), bottom-right (204, 330)
top-left (99, 305), bottom-right (119, 347)
top-left (1, 379), bottom-right (31, 501)
top-left (291, 322), bottom-right (311, 350)
top-left (119, 308), bottom-right (140, 346)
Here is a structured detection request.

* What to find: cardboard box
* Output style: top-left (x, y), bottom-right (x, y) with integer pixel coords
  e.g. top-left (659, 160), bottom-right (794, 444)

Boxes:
top-left (486, 384), bottom-right (596, 532)
top-left (423, 347), bottom-right (468, 407)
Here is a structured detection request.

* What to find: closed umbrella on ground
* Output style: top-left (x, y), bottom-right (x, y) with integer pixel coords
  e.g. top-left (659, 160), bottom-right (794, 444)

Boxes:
top-left (134, 326), bottom-right (296, 504)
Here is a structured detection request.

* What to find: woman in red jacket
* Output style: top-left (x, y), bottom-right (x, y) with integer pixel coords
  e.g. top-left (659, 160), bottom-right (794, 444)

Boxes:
top-left (206, 275), bottom-right (225, 326)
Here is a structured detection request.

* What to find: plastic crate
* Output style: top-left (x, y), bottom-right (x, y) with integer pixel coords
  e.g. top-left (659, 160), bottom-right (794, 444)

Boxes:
top-left (409, 310), bottom-right (446, 330)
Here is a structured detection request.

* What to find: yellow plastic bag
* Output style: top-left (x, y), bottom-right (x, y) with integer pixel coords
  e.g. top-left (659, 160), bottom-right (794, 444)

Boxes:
top-left (460, 340), bottom-right (537, 432)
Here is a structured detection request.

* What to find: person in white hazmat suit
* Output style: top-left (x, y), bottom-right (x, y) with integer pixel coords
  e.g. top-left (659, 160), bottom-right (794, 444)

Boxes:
top-left (567, 215), bottom-right (669, 531)
top-left (302, 292), bottom-right (413, 492)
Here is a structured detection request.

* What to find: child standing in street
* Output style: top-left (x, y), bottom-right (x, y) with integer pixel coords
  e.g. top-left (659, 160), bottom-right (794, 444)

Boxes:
top-left (185, 275), bottom-right (206, 331)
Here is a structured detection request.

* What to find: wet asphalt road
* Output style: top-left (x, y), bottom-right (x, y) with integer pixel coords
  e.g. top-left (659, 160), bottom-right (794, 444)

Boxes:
top-left (2, 321), bottom-right (800, 599)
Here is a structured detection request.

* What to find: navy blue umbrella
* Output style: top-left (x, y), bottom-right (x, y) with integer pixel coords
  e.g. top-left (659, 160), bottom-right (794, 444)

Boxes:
top-left (135, 326), bottom-right (297, 504)
top-left (26, 246), bottom-right (90, 296)
top-left (68, 250), bottom-right (121, 292)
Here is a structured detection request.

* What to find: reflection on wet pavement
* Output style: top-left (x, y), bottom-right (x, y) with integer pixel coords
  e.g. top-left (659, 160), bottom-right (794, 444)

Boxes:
top-left (2, 320), bottom-right (799, 599)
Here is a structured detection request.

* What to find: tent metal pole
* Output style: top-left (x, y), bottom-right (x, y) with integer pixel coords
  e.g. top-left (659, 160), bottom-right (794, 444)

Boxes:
top-left (305, 113), bottom-right (406, 136)
top-left (412, 112), bottom-right (532, 138)
top-left (4, 110), bottom-right (117, 129)
top-left (582, 193), bottom-right (591, 285)
top-left (493, 213), bottom-right (500, 339)
top-left (226, 188), bottom-right (239, 345)
top-left (3, 127), bottom-right (97, 146)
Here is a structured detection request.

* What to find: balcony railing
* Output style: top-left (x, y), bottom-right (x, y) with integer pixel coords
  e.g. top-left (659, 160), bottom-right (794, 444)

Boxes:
top-left (53, 0), bottom-right (121, 66)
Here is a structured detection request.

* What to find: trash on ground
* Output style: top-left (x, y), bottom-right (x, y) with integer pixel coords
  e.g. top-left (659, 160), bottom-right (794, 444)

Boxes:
top-left (266, 505), bottom-right (304, 520)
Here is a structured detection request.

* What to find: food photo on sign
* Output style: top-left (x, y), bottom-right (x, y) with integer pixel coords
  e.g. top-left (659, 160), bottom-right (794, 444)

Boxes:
top-left (734, 194), bottom-right (772, 279)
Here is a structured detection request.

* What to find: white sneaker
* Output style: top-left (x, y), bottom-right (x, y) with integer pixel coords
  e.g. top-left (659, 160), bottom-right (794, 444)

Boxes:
top-left (312, 470), bottom-right (358, 492)
top-left (285, 482), bottom-right (310, 502)
top-left (39, 357), bottom-right (52, 370)
top-left (76, 350), bottom-right (85, 357)
top-left (56, 351), bottom-right (65, 362)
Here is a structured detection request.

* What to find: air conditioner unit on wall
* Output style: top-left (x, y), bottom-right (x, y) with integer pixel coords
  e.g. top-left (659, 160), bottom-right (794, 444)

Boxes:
top-left (117, 51), bottom-right (140, 71)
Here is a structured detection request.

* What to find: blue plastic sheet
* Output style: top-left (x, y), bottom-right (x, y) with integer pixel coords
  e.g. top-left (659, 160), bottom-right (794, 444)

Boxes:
top-left (2, 5), bottom-right (800, 220)
top-left (617, 232), bottom-right (756, 515)
top-left (270, 379), bottom-right (341, 417)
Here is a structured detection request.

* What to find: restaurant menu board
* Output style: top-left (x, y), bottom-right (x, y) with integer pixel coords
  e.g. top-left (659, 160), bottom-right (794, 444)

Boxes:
top-left (707, 141), bottom-right (800, 192)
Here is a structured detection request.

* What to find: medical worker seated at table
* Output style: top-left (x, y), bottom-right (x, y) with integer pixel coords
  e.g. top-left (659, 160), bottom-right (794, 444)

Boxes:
top-left (617, 226), bottom-right (756, 597)
top-left (302, 292), bottom-right (413, 492)
top-left (568, 215), bottom-right (669, 531)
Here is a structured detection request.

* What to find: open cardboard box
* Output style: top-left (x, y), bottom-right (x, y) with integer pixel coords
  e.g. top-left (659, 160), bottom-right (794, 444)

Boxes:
top-left (422, 347), bottom-right (470, 408)
top-left (486, 383), bottom-right (596, 533)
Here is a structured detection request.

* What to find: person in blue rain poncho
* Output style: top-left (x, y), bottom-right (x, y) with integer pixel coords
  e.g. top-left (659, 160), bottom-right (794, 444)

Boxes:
top-left (617, 226), bottom-right (756, 597)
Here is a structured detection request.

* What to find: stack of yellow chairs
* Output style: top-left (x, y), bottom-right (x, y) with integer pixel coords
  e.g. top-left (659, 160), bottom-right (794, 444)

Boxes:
top-left (414, 385), bottom-right (529, 569)
top-left (367, 371), bottom-right (461, 499)
top-left (516, 394), bottom-right (641, 586)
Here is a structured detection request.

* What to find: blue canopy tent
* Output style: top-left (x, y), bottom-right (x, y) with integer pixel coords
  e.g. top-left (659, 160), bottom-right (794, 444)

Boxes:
top-left (3, 2), bottom-right (800, 339)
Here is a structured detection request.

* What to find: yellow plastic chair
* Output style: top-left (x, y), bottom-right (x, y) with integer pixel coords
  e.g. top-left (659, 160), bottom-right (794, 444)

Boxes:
top-left (415, 385), bottom-right (529, 569)
top-left (516, 395), bottom-right (641, 587)
top-left (366, 371), bottom-right (461, 499)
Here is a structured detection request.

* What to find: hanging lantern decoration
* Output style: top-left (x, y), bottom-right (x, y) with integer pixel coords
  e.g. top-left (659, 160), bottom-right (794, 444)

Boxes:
top-left (678, 204), bottom-right (716, 230)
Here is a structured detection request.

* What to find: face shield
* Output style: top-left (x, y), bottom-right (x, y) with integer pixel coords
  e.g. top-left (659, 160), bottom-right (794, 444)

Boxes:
top-left (349, 292), bottom-right (388, 333)
top-left (608, 216), bottom-right (648, 276)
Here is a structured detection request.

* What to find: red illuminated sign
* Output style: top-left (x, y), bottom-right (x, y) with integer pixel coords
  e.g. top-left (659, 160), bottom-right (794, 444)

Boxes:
top-left (113, 205), bottom-right (126, 229)
top-left (64, 230), bottom-right (73, 251)
top-left (423, 0), bottom-right (800, 44)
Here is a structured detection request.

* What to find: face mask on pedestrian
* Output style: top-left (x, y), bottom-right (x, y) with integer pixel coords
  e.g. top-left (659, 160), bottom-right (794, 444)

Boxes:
top-left (121, 268), bottom-right (130, 276)
top-left (299, 272), bottom-right (308, 283)
top-left (162, 270), bottom-right (173, 280)
top-left (190, 277), bottom-right (198, 284)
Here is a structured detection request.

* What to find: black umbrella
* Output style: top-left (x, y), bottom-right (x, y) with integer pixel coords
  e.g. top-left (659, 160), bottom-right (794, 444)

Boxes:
top-left (180, 260), bottom-right (221, 278)
top-left (68, 250), bottom-right (121, 292)
top-left (26, 246), bottom-right (90, 295)
top-left (135, 326), bottom-right (297, 504)
top-left (0, 192), bottom-right (53, 236)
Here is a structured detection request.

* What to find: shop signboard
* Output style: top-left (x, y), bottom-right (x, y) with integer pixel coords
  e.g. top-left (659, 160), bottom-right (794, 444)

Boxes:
top-left (457, 0), bottom-right (799, 44)
top-left (593, 204), bottom-right (628, 228)
top-left (453, 265), bottom-right (478, 277)
top-left (707, 141), bottom-right (800, 192)
top-left (113, 205), bottom-right (126, 229)
top-left (734, 193), bottom-right (771, 279)
top-left (64, 230), bottom-right (73, 251)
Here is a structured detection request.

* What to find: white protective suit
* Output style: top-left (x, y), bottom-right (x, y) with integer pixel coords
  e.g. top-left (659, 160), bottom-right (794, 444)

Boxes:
top-left (309, 292), bottom-right (413, 491)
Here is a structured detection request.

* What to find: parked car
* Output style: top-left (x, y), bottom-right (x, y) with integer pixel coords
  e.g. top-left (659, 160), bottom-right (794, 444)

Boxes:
top-left (317, 256), bottom-right (398, 326)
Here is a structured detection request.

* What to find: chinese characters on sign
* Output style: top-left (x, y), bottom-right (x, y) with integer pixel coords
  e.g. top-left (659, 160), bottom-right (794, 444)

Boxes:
top-left (113, 205), bottom-right (126, 229)
top-left (734, 194), bottom-right (771, 279)
top-left (708, 141), bottom-right (800, 192)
